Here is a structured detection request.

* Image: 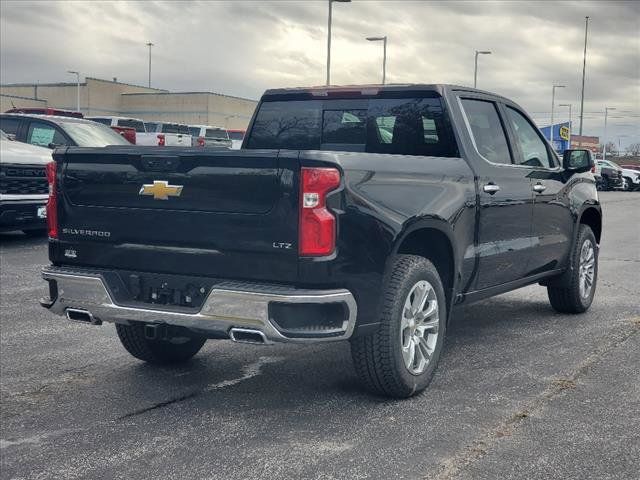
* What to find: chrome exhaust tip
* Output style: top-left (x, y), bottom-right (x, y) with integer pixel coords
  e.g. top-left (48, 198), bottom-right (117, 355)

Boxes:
top-left (229, 328), bottom-right (270, 345)
top-left (65, 308), bottom-right (102, 325)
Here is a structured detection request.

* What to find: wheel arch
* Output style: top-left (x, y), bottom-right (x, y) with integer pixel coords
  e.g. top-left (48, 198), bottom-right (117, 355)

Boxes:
top-left (393, 221), bottom-right (457, 314)
top-left (578, 206), bottom-right (602, 244)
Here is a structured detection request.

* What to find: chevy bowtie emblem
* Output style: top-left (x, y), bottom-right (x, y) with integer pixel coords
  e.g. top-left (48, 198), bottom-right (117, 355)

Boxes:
top-left (139, 180), bottom-right (183, 200)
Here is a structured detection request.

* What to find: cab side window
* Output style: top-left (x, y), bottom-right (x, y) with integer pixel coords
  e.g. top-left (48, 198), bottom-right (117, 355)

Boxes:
top-left (505, 107), bottom-right (554, 168)
top-left (26, 122), bottom-right (68, 148)
top-left (0, 117), bottom-right (20, 136)
top-left (460, 99), bottom-right (512, 164)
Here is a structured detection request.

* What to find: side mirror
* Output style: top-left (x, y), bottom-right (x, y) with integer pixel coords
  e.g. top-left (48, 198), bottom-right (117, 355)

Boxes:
top-left (563, 149), bottom-right (593, 173)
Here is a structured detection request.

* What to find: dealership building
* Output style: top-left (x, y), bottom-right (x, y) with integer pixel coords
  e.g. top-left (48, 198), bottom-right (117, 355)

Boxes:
top-left (0, 77), bottom-right (258, 130)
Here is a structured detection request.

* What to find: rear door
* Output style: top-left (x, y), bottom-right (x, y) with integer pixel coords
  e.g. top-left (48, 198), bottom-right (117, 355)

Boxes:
top-left (55, 147), bottom-right (299, 282)
top-left (458, 97), bottom-right (534, 289)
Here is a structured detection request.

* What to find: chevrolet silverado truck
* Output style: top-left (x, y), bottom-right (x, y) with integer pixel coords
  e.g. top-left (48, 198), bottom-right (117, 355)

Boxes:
top-left (39, 84), bottom-right (601, 398)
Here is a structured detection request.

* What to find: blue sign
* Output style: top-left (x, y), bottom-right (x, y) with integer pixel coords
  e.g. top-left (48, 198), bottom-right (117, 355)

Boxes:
top-left (540, 122), bottom-right (571, 153)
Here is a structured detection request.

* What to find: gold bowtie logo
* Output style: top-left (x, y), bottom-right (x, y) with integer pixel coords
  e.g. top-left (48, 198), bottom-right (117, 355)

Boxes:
top-left (139, 180), bottom-right (183, 200)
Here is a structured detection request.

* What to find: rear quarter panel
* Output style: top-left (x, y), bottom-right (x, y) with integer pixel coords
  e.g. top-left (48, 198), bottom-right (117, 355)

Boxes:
top-left (297, 150), bottom-right (476, 329)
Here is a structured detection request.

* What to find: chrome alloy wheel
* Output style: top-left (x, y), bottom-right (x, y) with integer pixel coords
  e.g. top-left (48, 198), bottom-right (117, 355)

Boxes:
top-left (578, 239), bottom-right (596, 299)
top-left (400, 280), bottom-right (440, 375)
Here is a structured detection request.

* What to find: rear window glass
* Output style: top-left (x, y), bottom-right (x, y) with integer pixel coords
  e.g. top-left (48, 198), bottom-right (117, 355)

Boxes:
top-left (62, 122), bottom-right (130, 147)
top-left (189, 127), bottom-right (201, 137)
top-left (118, 119), bottom-right (146, 132)
top-left (89, 118), bottom-right (112, 126)
top-left (145, 122), bottom-right (159, 132)
top-left (206, 128), bottom-right (228, 139)
top-left (247, 97), bottom-right (458, 157)
top-left (228, 131), bottom-right (245, 140)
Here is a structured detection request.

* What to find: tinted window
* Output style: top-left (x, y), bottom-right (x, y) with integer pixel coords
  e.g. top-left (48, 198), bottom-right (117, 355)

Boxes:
top-left (89, 118), bottom-right (112, 126)
top-left (0, 117), bottom-right (20, 135)
top-left (26, 122), bottom-right (68, 147)
top-left (461, 99), bottom-right (512, 164)
top-left (228, 131), bottom-right (244, 140)
top-left (145, 122), bottom-right (159, 132)
top-left (248, 97), bottom-right (458, 157)
top-left (206, 128), bottom-right (228, 139)
top-left (505, 107), bottom-right (554, 168)
top-left (322, 110), bottom-right (366, 145)
top-left (118, 119), bottom-right (146, 132)
top-left (61, 122), bottom-right (130, 147)
top-left (189, 127), bottom-right (202, 137)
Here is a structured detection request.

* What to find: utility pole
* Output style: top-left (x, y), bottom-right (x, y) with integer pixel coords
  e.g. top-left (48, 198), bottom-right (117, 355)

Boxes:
top-left (326, 0), bottom-right (351, 85)
top-left (578, 16), bottom-right (589, 138)
top-left (67, 70), bottom-right (80, 112)
top-left (146, 42), bottom-right (154, 88)
top-left (366, 36), bottom-right (388, 84)
top-left (550, 84), bottom-right (565, 145)
top-left (474, 50), bottom-right (491, 88)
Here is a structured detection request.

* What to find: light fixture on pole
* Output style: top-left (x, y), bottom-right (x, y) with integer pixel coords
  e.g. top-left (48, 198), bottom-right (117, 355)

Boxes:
top-left (550, 84), bottom-right (566, 145)
top-left (578, 16), bottom-right (589, 137)
top-left (146, 42), bottom-right (154, 88)
top-left (559, 103), bottom-right (572, 146)
top-left (67, 70), bottom-right (80, 112)
top-left (366, 36), bottom-right (387, 84)
top-left (603, 107), bottom-right (616, 160)
top-left (473, 50), bottom-right (491, 88)
top-left (326, 0), bottom-right (351, 86)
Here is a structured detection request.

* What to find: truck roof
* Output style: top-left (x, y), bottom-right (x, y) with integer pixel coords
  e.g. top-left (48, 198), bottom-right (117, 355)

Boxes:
top-left (262, 83), bottom-right (510, 102)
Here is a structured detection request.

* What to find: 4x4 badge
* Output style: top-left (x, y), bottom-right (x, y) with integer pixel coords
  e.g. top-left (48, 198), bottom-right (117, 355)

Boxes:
top-left (139, 180), bottom-right (183, 200)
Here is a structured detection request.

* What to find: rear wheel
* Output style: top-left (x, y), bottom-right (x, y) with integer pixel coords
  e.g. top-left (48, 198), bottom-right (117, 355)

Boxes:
top-left (350, 255), bottom-right (446, 398)
top-left (622, 177), bottom-right (632, 191)
top-left (547, 225), bottom-right (598, 313)
top-left (116, 323), bottom-right (206, 364)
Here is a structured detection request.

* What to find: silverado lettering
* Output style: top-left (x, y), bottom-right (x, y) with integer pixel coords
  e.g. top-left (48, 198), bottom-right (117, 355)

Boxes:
top-left (40, 84), bottom-right (601, 398)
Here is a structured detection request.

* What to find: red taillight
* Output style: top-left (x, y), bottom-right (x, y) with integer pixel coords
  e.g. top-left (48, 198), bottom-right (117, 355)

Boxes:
top-left (157, 134), bottom-right (165, 146)
top-left (591, 166), bottom-right (596, 173)
top-left (299, 167), bottom-right (341, 256)
top-left (197, 136), bottom-right (205, 147)
top-left (45, 161), bottom-right (58, 239)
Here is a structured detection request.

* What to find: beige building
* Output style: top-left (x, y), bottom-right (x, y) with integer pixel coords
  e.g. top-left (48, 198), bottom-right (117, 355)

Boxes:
top-left (0, 77), bottom-right (257, 130)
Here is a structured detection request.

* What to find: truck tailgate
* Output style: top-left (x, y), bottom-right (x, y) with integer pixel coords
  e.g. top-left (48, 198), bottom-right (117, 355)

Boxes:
top-left (52, 146), bottom-right (299, 282)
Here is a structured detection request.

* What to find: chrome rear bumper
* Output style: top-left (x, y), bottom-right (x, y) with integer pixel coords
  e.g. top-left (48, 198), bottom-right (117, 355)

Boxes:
top-left (41, 266), bottom-right (357, 344)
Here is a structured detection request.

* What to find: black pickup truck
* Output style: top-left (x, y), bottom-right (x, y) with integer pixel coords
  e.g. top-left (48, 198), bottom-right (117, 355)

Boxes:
top-left (40, 84), bottom-right (601, 398)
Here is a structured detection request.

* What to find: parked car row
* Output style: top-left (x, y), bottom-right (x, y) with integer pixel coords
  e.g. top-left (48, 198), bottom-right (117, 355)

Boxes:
top-left (3, 108), bottom-right (246, 149)
top-left (594, 159), bottom-right (640, 191)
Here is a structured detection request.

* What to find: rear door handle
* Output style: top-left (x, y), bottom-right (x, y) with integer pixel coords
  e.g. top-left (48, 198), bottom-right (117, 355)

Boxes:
top-left (533, 183), bottom-right (547, 193)
top-left (483, 183), bottom-right (500, 194)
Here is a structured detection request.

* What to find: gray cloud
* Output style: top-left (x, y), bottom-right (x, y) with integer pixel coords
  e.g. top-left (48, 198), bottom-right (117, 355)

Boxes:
top-left (1, 0), bottom-right (638, 146)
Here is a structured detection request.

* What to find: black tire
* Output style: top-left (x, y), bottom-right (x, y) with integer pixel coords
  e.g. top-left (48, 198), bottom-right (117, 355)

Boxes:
top-left (115, 323), bottom-right (206, 364)
top-left (547, 225), bottom-right (598, 313)
top-left (601, 177), bottom-right (610, 191)
top-left (350, 255), bottom-right (447, 398)
top-left (23, 228), bottom-right (47, 237)
top-left (623, 177), bottom-right (632, 191)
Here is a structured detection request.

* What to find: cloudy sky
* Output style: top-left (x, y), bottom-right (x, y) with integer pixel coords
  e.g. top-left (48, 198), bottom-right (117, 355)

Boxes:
top-left (1, 0), bottom-right (638, 147)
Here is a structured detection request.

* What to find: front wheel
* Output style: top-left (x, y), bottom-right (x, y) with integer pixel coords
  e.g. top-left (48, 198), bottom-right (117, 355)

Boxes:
top-left (547, 225), bottom-right (598, 313)
top-left (351, 255), bottom-right (447, 398)
top-left (116, 323), bottom-right (206, 364)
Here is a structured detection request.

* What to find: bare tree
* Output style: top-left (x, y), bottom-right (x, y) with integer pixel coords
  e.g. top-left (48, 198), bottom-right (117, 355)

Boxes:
top-left (626, 142), bottom-right (640, 156)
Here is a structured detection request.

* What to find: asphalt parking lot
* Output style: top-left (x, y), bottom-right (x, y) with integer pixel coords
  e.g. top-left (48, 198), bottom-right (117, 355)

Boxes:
top-left (1, 191), bottom-right (638, 480)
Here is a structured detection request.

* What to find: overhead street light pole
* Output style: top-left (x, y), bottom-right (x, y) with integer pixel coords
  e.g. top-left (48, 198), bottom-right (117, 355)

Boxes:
top-left (559, 103), bottom-right (572, 146)
top-left (550, 84), bottom-right (566, 145)
top-left (366, 36), bottom-right (387, 84)
top-left (578, 16), bottom-right (589, 138)
top-left (146, 42), bottom-right (154, 88)
top-left (473, 50), bottom-right (491, 88)
top-left (67, 70), bottom-right (80, 112)
top-left (326, 0), bottom-right (351, 86)
top-left (603, 106), bottom-right (616, 161)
